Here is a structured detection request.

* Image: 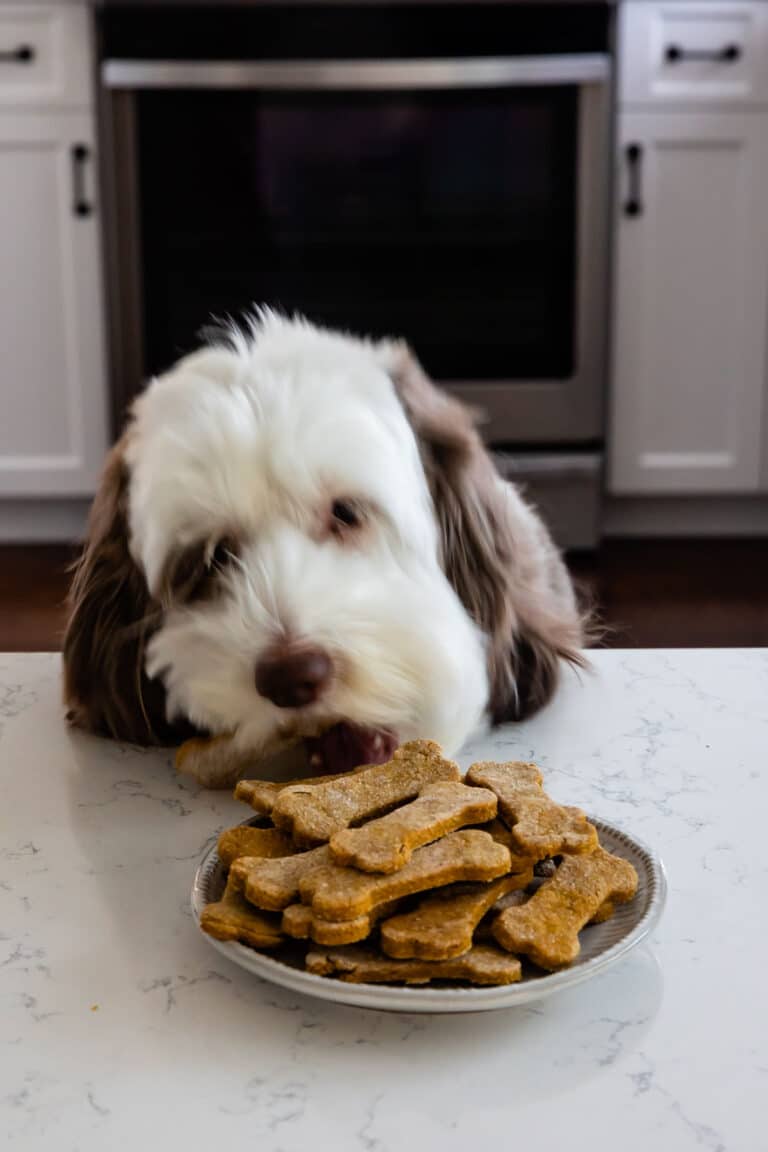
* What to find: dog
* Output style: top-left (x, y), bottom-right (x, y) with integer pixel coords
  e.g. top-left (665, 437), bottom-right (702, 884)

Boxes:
top-left (63, 312), bottom-right (586, 787)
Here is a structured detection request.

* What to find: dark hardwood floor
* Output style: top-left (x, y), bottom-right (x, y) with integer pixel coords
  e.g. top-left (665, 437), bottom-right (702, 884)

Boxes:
top-left (0, 545), bottom-right (76, 652)
top-left (1, 540), bottom-right (767, 652)
top-left (569, 539), bottom-right (768, 648)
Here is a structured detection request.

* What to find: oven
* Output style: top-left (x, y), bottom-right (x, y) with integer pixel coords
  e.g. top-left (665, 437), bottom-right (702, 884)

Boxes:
top-left (99, 3), bottom-right (611, 543)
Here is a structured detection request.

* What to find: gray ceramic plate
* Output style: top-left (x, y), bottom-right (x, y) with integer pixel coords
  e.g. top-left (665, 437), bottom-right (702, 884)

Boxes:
top-left (192, 817), bottom-right (666, 1013)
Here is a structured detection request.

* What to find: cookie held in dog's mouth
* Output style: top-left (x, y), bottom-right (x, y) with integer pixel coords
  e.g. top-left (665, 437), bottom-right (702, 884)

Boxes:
top-left (175, 723), bottom-right (399, 789)
top-left (304, 723), bottom-right (398, 775)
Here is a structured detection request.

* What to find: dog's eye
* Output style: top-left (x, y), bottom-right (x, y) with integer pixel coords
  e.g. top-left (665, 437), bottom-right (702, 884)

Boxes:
top-left (331, 499), bottom-right (362, 534)
top-left (163, 535), bottom-right (239, 604)
top-left (210, 536), bottom-right (238, 572)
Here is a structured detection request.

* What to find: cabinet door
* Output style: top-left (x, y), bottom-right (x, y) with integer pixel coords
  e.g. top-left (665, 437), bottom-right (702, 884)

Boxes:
top-left (0, 112), bottom-right (108, 496)
top-left (609, 112), bottom-right (768, 493)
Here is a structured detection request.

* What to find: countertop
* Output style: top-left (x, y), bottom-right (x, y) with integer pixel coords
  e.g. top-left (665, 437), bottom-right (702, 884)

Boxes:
top-left (1, 650), bottom-right (767, 1151)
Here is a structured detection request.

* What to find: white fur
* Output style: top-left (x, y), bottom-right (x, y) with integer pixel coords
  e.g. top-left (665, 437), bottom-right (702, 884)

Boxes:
top-left (125, 313), bottom-right (489, 778)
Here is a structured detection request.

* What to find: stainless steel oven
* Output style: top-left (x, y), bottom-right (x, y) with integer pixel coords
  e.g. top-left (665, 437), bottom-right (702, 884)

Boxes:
top-left (99, 3), bottom-right (611, 542)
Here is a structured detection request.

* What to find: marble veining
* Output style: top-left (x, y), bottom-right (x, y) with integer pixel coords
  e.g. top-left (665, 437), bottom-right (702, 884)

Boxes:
top-left (1, 650), bottom-right (767, 1151)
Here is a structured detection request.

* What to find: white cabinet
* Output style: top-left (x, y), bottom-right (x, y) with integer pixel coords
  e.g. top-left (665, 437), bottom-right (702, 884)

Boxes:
top-left (0, 111), bottom-right (108, 495)
top-left (610, 111), bottom-right (768, 493)
top-left (610, 2), bottom-right (768, 497)
top-left (0, 3), bottom-right (108, 503)
top-left (619, 2), bottom-right (768, 107)
top-left (0, 4), bottom-right (92, 109)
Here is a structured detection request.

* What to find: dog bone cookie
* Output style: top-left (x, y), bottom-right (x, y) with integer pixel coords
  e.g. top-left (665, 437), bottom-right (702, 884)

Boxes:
top-left (280, 903), bottom-right (314, 939)
top-left (474, 888), bottom-right (530, 942)
top-left (467, 761), bottom-right (598, 857)
top-left (524, 868), bottom-right (614, 925)
top-left (329, 781), bottom-right (497, 873)
top-left (306, 943), bottom-right (522, 985)
top-left (486, 818), bottom-right (538, 872)
top-left (200, 875), bottom-right (283, 949)
top-left (590, 900), bottom-right (616, 925)
top-left (217, 825), bottom-right (295, 868)
top-left (301, 829), bottom-right (511, 921)
top-left (235, 771), bottom-right (351, 818)
top-left (176, 734), bottom-right (262, 790)
top-left (281, 898), bottom-right (402, 946)
top-left (272, 740), bottom-right (460, 846)
top-left (380, 872), bottom-right (532, 960)
top-left (233, 845), bottom-right (332, 911)
top-left (492, 846), bottom-right (638, 969)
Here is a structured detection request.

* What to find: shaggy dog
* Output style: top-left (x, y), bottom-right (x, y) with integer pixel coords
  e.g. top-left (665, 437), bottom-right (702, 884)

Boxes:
top-left (63, 313), bottom-right (585, 786)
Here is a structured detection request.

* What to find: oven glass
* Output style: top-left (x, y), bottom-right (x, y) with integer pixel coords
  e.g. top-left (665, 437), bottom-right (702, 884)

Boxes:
top-left (138, 87), bottom-right (577, 382)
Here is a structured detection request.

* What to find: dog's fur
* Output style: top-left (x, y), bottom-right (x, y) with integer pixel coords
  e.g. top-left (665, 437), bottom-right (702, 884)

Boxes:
top-left (63, 313), bottom-right (586, 785)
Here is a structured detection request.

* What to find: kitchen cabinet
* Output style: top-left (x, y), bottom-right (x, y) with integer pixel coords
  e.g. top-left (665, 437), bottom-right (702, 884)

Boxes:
top-left (0, 111), bottom-right (108, 495)
top-left (610, 110), bottom-right (768, 493)
top-left (609, 2), bottom-right (768, 496)
top-left (0, 2), bottom-right (107, 502)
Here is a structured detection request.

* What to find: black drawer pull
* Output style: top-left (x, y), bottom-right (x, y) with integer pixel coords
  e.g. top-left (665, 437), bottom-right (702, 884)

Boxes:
top-left (0, 44), bottom-right (35, 64)
top-left (71, 144), bottom-right (93, 218)
top-left (665, 43), bottom-right (741, 64)
top-left (624, 143), bottom-right (643, 218)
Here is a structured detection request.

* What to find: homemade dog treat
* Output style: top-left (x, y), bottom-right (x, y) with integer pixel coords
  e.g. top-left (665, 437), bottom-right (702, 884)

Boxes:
top-left (486, 818), bottom-right (538, 872)
top-left (217, 825), bottom-right (294, 868)
top-left (282, 898), bottom-right (402, 946)
top-left (300, 829), bottom-right (511, 921)
top-left (199, 741), bottom-right (642, 987)
top-left (235, 771), bottom-right (352, 818)
top-left (474, 888), bottom-right (530, 942)
top-left (200, 874), bottom-right (283, 949)
top-left (306, 943), bottom-right (522, 985)
top-left (233, 844), bottom-right (332, 911)
top-left (271, 740), bottom-right (460, 846)
top-left (279, 903), bottom-right (315, 939)
top-left (176, 733), bottom-right (268, 790)
top-left (492, 846), bottom-right (638, 969)
top-left (589, 901), bottom-right (616, 925)
top-left (467, 761), bottom-right (598, 857)
top-left (526, 865), bottom-right (616, 925)
top-left (380, 872), bottom-right (532, 960)
top-left (329, 781), bottom-right (497, 873)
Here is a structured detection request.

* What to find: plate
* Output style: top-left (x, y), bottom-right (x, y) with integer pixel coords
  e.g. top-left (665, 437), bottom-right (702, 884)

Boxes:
top-left (191, 818), bottom-right (666, 1013)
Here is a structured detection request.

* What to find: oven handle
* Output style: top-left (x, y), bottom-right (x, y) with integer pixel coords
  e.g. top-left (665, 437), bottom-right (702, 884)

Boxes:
top-left (102, 54), bottom-right (609, 90)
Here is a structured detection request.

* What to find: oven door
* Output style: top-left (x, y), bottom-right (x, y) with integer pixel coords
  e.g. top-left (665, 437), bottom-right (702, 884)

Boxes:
top-left (102, 56), bottom-right (609, 445)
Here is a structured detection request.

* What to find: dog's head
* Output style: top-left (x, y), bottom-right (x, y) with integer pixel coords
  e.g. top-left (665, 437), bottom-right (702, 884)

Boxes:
top-left (63, 313), bottom-right (583, 774)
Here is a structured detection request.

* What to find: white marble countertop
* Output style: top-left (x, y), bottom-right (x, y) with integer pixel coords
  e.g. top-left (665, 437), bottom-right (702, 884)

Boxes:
top-left (1, 650), bottom-right (767, 1151)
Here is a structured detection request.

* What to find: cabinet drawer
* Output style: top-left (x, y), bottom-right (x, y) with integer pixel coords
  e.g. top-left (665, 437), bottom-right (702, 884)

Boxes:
top-left (620, 3), bottom-right (768, 106)
top-left (0, 5), bottom-right (92, 109)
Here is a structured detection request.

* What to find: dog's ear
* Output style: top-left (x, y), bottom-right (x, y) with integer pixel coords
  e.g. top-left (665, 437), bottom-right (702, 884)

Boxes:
top-left (381, 340), bottom-right (586, 722)
top-left (62, 436), bottom-right (179, 744)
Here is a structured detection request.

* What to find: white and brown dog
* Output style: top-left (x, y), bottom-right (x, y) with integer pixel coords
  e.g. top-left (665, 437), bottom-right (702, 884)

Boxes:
top-left (63, 312), bottom-right (586, 787)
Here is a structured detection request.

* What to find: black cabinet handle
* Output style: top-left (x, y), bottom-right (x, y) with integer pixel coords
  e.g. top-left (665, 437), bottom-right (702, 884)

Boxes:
top-left (624, 143), bottom-right (643, 218)
top-left (0, 44), bottom-right (35, 63)
top-left (665, 43), bottom-right (741, 64)
top-left (71, 144), bottom-right (93, 218)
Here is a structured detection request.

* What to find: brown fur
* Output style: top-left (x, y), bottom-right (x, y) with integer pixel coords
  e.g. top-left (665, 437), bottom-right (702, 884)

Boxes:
top-left (62, 436), bottom-right (197, 745)
top-left (381, 340), bottom-right (588, 721)
top-left (159, 534), bottom-right (240, 606)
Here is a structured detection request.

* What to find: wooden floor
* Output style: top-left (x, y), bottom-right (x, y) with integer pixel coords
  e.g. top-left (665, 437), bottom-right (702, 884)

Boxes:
top-left (1, 540), bottom-right (767, 652)
top-left (569, 539), bottom-right (768, 648)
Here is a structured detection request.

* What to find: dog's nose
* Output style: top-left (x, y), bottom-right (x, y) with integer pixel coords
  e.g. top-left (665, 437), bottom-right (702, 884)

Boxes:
top-left (254, 645), bottom-right (332, 709)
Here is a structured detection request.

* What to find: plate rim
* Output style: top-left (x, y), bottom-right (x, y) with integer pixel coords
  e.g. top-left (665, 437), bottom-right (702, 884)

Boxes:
top-left (191, 816), bottom-right (667, 1013)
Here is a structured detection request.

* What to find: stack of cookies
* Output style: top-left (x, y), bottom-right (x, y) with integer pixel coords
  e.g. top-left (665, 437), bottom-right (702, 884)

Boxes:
top-left (200, 740), bottom-right (638, 986)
